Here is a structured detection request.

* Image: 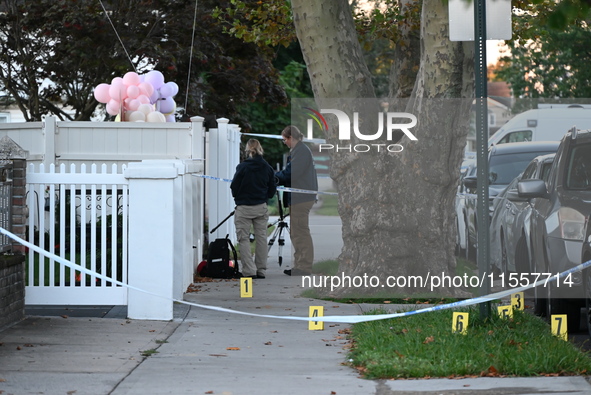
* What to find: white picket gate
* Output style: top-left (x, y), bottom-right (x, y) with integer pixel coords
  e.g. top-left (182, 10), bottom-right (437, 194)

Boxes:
top-left (25, 163), bottom-right (129, 305)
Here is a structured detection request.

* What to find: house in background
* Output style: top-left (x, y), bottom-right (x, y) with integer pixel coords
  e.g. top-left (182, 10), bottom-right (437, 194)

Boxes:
top-left (0, 95), bottom-right (25, 122)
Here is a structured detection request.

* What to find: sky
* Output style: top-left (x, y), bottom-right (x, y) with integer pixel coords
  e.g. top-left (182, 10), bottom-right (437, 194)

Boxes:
top-left (487, 40), bottom-right (508, 65)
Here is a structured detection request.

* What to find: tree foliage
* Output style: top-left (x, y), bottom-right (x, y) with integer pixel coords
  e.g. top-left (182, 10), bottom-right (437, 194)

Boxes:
top-left (0, 0), bottom-right (287, 122)
top-left (494, 0), bottom-right (591, 99)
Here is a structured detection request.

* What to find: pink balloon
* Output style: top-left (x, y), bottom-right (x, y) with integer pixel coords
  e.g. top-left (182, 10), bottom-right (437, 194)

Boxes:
top-left (158, 97), bottom-right (176, 114)
top-left (127, 85), bottom-right (140, 99)
top-left (137, 94), bottom-right (150, 104)
top-left (109, 82), bottom-right (127, 101)
top-left (93, 83), bottom-right (111, 103)
top-left (127, 99), bottom-right (140, 111)
top-left (123, 71), bottom-right (141, 86)
top-left (106, 99), bottom-right (121, 116)
top-left (138, 82), bottom-right (154, 97)
top-left (145, 70), bottom-right (165, 90)
top-left (111, 76), bottom-right (124, 85)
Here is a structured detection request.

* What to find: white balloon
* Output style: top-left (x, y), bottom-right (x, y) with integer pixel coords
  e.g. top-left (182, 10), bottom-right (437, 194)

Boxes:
top-left (128, 111), bottom-right (146, 122)
top-left (146, 111), bottom-right (166, 123)
top-left (138, 103), bottom-right (154, 115)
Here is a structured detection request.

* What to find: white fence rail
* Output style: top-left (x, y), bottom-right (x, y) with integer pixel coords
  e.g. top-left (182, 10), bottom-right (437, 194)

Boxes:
top-left (26, 163), bottom-right (129, 305)
top-left (0, 116), bottom-right (206, 170)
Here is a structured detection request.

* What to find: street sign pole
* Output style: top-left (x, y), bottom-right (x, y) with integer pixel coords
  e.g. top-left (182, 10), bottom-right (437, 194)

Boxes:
top-left (474, 0), bottom-right (491, 319)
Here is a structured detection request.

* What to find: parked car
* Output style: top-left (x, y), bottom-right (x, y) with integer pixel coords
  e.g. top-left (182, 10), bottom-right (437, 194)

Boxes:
top-left (489, 154), bottom-right (555, 275)
top-left (455, 163), bottom-right (476, 258)
top-left (518, 129), bottom-right (591, 330)
top-left (463, 141), bottom-right (560, 260)
top-left (580, 220), bottom-right (591, 336)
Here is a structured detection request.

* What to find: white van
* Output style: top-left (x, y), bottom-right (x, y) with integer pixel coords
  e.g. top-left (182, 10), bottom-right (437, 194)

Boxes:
top-left (488, 104), bottom-right (591, 146)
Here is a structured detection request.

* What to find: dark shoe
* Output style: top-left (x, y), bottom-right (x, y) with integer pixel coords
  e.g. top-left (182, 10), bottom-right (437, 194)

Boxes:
top-left (255, 274), bottom-right (265, 279)
top-left (283, 269), bottom-right (311, 276)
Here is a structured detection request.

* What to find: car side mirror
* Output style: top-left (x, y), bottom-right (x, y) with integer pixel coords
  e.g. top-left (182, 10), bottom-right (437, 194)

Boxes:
top-left (517, 179), bottom-right (549, 199)
top-left (463, 176), bottom-right (478, 190)
top-left (506, 188), bottom-right (526, 202)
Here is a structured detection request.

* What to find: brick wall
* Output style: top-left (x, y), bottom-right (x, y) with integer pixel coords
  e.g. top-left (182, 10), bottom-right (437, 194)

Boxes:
top-left (0, 254), bottom-right (25, 331)
top-left (0, 142), bottom-right (28, 330)
top-left (11, 159), bottom-right (27, 253)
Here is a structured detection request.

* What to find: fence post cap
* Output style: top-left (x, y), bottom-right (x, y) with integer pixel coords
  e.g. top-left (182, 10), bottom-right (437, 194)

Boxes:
top-left (123, 161), bottom-right (179, 179)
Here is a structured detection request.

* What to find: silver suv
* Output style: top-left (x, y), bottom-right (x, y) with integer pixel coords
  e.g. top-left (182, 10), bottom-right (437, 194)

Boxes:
top-left (518, 128), bottom-right (591, 331)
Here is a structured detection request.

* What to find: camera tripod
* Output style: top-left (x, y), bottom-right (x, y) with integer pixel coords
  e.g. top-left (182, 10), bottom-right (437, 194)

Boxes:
top-left (267, 192), bottom-right (289, 266)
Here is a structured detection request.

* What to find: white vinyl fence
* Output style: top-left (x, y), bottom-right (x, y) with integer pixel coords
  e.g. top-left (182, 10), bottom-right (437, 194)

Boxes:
top-left (0, 116), bottom-right (239, 319)
top-left (26, 163), bottom-right (129, 305)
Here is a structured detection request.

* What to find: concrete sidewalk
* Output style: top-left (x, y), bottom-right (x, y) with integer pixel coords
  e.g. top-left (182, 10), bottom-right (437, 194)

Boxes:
top-left (1, 214), bottom-right (591, 394)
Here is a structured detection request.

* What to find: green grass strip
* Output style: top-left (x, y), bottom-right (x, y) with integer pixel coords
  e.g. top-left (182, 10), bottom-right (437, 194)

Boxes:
top-left (348, 308), bottom-right (591, 379)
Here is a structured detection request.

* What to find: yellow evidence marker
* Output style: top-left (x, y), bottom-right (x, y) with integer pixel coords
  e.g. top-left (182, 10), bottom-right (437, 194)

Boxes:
top-left (497, 305), bottom-right (513, 319)
top-left (452, 312), bottom-right (469, 335)
top-left (551, 314), bottom-right (568, 341)
top-left (309, 306), bottom-right (324, 330)
top-left (511, 292), bottom-right (525, 311)
top-left (240, 277), bottom-right (252, 298)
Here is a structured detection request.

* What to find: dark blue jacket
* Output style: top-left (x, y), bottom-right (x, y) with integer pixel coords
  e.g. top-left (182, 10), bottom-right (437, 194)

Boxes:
top-left (275, 141), bottom-right (318, 205)
top-left (231, 155), bottom-right (276, 206)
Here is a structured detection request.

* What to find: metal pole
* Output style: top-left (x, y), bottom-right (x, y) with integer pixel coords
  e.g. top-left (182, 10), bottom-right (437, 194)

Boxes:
top-left (474, 0), bottom-right (491, 318)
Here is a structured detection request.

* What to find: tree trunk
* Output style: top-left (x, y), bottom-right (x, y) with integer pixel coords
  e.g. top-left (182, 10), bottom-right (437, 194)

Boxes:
top-left (292, 0), bottom-right (473, 297)
top-left (389, 0), bottom-right (421, 98)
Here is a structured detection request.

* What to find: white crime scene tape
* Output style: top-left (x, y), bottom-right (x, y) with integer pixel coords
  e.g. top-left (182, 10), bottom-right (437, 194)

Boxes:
top-left (193, 173), bottom-right (338, 196)
top-left (5, 226), bottom-right (590, 324)
top-left (242, 132), bottom-right (326, 145)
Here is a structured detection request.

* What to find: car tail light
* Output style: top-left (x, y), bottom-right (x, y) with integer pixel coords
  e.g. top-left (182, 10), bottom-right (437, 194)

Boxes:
top-left (558, 207), bottom-right (586, 240)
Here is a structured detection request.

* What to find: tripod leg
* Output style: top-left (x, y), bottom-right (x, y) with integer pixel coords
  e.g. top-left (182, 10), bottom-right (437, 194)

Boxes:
top-left (268, 225), bottom-right (280, 252)
top-left (276, 222), bottom-right (290, 267)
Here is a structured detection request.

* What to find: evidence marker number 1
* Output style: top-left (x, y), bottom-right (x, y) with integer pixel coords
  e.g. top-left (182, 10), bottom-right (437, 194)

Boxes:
top-left (241, 277), bottom-right (252, 298)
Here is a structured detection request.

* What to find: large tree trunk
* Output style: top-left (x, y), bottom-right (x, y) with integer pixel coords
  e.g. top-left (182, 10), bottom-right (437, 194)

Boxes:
top-left (389, 0), bottom-right (421, 98)
top-left (292, 0), bottom-right (473, 297)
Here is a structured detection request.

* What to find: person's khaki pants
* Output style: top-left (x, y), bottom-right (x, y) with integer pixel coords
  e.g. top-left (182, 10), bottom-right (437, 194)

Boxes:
top-left (289, 200), bottom-right (315, 272)
top-left (234, 203), bottom-right (269, 276)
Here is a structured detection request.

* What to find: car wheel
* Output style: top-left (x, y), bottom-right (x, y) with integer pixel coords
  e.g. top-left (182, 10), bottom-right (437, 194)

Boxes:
top-left (532, 247), bottom-right (547, 316)
top-left (585, 267), bottom-right (591, 337)
top-left (533, 283), bottom-right (547, 317)
top-left (546, 283), bottom-right (581, 332)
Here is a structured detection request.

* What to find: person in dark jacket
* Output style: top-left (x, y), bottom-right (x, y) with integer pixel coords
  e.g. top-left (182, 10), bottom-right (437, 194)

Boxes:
top-left (275, 126), bottom-right (318, 276)
top-left (230, 139), bottom-right (276, 278)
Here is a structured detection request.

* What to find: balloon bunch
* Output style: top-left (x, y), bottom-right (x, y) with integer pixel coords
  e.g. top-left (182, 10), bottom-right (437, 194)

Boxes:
top-left (93, 70), bottom-right (179, 122)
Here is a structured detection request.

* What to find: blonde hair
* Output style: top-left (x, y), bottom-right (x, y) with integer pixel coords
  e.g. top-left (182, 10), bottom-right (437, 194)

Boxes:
top-left (245, 139), bottom-right (264, 157)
